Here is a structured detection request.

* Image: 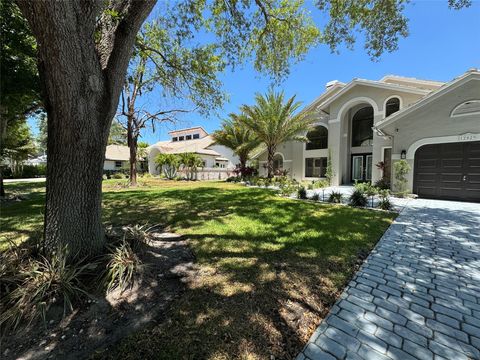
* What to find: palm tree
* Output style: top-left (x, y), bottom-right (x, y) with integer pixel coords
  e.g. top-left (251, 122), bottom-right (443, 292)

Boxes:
top-left (178, 152), bottom-right (203, 180)
top-left (212, 114), bottom-right (261, 169)
top-left (240, 90), bottom-right (316, 178)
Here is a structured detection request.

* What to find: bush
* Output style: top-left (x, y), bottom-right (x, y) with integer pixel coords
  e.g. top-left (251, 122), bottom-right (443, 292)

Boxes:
top-left (374, 178), bottom-right (390, 190)
top-left (377, 189), bottom-right (392, 210)
top-left (297, 186), bottom-right (307, 199)
top-left (278, 183), bottom-right (297, 197)
top-left (226, 176), bottom-right (241, 182)
top-left (111, 172), bottom-right (125, 179)
top-left (105, 240), bottom-right (144, 292)
top-left (4, 164), bottom-right (47, 179)
top-left (394, 160), bottom-right (411, 193)
top-left (310, 193), bottom-right (320, 201)
top-left (0, 251), bottom-right (91, 330)
top-left (328, 191), bottom-right (343, 203)
top-left (349, 189), bottom-right (368, 207)
top-left (233, 165), bottom-right (257, 179)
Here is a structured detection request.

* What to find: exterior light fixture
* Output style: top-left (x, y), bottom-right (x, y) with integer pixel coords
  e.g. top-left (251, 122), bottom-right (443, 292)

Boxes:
top-left (401, 150), bottom-right (406, 159)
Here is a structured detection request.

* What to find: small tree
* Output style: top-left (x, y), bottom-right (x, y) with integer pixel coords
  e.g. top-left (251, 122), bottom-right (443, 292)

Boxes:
top-left (325, 148), bottom-right (334, 185)
top-left (212, 114), bottom-right (261, 171)
top-left (155, 154), bottom-right (180, 180)
top-left (393, 160), bottom-right (411, 194)
top-left (178, 153), bottom-right (203, 180)
top-left (240, 90), bottom-right (317, 178)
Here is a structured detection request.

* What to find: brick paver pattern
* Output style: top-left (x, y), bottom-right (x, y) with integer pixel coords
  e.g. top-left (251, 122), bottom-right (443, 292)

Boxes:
top-left (297, 199), bottom-right (480, 360)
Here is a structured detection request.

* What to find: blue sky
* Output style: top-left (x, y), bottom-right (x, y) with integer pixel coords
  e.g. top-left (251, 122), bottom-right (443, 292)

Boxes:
top-left (29, 1), bottom-right (480, 144)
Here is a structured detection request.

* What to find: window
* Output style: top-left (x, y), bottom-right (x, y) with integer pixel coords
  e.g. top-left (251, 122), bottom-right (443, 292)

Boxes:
top-left (351, 106), bottom-right (374, 147)
top-left (193, 133), bottom-right (200, 139)
top-left (385, 97), bottom-right (400, 117)
top-left (305, 157), bottom-right (327, 177)
top-left (186, 135), bottom-right (192, 140)
top-left (306, 126), bottom-right (328, 150)
top-left (273, 154), bottom-right (283, 171)
top-left (178, 136), bottom-right (184, 141)
top-left (215, 162), bottom-right (225, 168)
top-left (202, 161), bottom-right (207, 167)
top-left (451, 100), bottom-right (480, 117)
top-left (172, 137), bottom-right (178, 142)
top-left (115, 161), bottom-right (122, 168)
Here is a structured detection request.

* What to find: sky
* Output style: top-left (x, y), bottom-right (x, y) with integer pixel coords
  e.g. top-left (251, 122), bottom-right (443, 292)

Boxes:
top-left (28, 0), bottom-right (480, 145)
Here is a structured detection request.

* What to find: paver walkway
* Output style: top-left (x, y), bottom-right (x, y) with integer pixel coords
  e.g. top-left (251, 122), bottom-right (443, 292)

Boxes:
top-left (297, 199), bottom-right (480, 360)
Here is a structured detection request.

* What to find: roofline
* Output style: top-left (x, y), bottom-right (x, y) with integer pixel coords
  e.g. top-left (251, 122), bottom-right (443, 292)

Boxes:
top-left (379, 75), bottom-right (445, 86)
top-left (318, 79), bottom-right (431, 111)
top-left (300, 82), bottom-right (346, 115)
top-left (168, 126), bottom-right (208, 135)
top-left (376, 69), bottom-right (480, 131)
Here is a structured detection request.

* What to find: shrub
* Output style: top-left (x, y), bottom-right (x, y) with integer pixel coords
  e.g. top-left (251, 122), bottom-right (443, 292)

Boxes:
top-left (123, 224), bottom-right (155, 250)
top-left (377, 189), bottom-right (393, 210)
top-left (374, 178), bottom-right (390, 190)
top-left (0, 251), bottom-right (91, 330)
top-left (297, 186), bottom-right (307, 199)
top-left (105, 240), bottom-right (144, 292)
top-left (394, 160), bottom-right (411, 193)
top-left (111, 172), bottom-right (125, 179)
top-left (226, 176), bottom-right (241, 182)
top-left (349, 189), bottom-right (368, 207)
top-left (328, 191), bottom-right (343, 203)
top-left (310, 193), bottom-right (320, 201)
top-left (278, 183), bottom-right (297, 197)
top-left (325, 149), bottom-right (334, 185)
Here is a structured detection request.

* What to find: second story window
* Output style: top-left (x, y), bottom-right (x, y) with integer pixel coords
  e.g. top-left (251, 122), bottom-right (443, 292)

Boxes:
top-left (385, 97), bottom-right (400, 117)
top-left (193, 133), bottom-right (200, 139)
top-left (178, 136), bottom-right (184, 141)
top-left (351, 106), bottom-right (374, 147)
top-left (306, 126), bottom-right (328, 150)
top-left (186, 135), bottom-right (192, 140)
top-left (172, 137), bottom-right (178, 142)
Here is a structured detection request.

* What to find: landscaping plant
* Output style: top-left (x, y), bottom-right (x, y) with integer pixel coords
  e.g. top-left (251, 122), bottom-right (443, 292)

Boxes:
top-left (0, 250), bottom-right (91, 330)
top-left (328, 191), bottom-right (343, 203)
top-left (105, 240), bottom-right (144, 292)
top-left (377, 189), bottom-right (393, 211)
top-left (297, 186), bottom-right (307, 199)
top-left (393, 160), bottom-right (411, 195)
top-left (349, 189), bottom-right (368, 207)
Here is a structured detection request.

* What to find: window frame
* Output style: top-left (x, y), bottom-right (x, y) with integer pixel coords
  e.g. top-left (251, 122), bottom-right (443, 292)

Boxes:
top-left (305, 157), bottom-right (327, 178)
top-left (351, 106), bottom-right (374, 147)
top-left (115, 160), bottom-right (123, 168)
top-left (385, 97), bottom-right (400, 117)
top-left (305, 125), bottom-right (328, 150)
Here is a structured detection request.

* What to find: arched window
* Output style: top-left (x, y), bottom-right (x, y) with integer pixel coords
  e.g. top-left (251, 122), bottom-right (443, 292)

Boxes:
top-left (451, 100), bottom-right (480, 117)
top-left (385, 97), bottom-right (400, 117)
top-left (273, 154), bottom-right (283, 171)
top-left (306, 126), bottom-right (328, 150)
top-left (351, 106), bottom-right (374, 147)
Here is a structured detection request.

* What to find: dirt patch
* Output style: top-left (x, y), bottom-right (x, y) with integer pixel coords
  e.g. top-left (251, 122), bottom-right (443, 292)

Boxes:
top-left (1, 233), bottom-right (196, 360)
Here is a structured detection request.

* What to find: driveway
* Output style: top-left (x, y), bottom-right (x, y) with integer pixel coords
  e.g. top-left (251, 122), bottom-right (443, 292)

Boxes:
top-left (297, 198), bottom-right (480, 360)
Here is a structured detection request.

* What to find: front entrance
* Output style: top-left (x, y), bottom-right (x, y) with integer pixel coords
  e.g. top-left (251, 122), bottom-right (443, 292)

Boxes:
top-left (413, 141), bottom-right (480, 202)
top-left (351, 153), bottom-right (372, 182)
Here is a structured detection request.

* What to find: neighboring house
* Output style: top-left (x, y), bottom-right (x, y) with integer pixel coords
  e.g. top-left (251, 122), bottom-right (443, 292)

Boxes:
top-left (147, 126), bottom-right (239, 177)
top-left (255, 69), bottom-right (480, 202)
top-left (104, 144), bottom-right (147, 172)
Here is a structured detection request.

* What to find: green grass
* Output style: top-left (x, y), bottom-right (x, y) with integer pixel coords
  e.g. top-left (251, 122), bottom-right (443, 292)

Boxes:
top-left (1, 179), bottom-right (396, 359)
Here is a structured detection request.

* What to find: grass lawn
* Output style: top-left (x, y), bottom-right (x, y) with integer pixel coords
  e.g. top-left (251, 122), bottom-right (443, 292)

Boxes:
top-left (1, 179), bottom-right (396, 359)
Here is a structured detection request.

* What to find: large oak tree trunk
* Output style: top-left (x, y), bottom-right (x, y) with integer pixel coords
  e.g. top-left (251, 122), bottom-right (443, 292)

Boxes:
top-left (16, 0), bottom-right (155, 259)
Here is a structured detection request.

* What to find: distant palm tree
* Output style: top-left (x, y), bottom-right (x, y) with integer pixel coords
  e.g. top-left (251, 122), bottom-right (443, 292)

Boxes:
top-left (240, 90), bottom-right (316, 178)
top-left (212, 113), bottom-right (261, 169)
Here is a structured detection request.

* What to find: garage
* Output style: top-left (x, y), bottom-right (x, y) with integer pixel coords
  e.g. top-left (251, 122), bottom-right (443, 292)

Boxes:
top-left (413, 141), bottom-right (480, 202)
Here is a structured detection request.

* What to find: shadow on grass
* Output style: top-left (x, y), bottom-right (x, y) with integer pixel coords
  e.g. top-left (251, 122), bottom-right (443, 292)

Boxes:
top-left (2, 182), bottom-right (397, 359)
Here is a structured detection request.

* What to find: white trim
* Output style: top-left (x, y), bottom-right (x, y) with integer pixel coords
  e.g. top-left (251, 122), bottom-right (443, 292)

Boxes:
top-left (406, 132), bottom-right (480, 159)
top-left (318, 79), bottom-right (430, 110)
top-left (336, 96), bottom-right (380, 124)
top-left (383, 95), bottom-right (403, 118)
top-left (328, 118), bottom-right (340, 124)
top-left (381, 146), bottom-right (392, 162)
top-left (450, 99), bottom-right (480, 118)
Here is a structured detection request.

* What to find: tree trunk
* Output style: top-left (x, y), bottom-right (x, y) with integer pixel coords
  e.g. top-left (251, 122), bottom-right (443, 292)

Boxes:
top-left (127, 115), bottom-right (138, 187)
top-left (16, 1), bottom-right (156, 260)
top-left (267, 146), bottom-right (276, 178)
top-left (0, 168), bottom-right (5, 197)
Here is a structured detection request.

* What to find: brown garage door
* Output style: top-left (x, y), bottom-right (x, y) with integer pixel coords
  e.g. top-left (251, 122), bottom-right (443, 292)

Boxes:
top-left (414, 141), bottom-right (480, 202)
